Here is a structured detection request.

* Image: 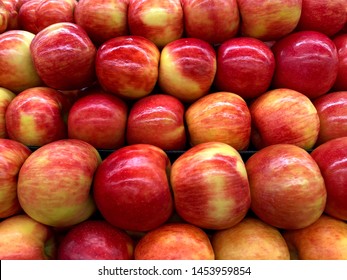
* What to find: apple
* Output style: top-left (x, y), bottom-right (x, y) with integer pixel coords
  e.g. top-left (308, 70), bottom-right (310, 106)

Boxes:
top-left (0, 1), bottom-right (9, 33)
top-left (158, 37), bottom-right (217, 103)
top-left (170, 142), bottom-right (251, 230)
top-left (211, 217), bottom-right (290, 260)
top-left (0, 30), bottom-right (42, 93)
top-left (246, 144), bottom-right (327, 230)
top-left (74, 0), bottom-right (129, 46)
top-left (2, 0), bottom-right (20, 30)
top-left (134, 223), bottom-right (215, 260)
top-left (5, 86), bottom-right (71, 147)
top-left (126, 94), bottom-right (186, 150)
top-left (333, 34), bottom-right (347, 91)
top-left (272, 31), bottom-right (339, 99)
top-left (0, 87), bottom-right (15, 138)
top-left (127, 0), bottom-right (183, 48)
top-left (313, 91), bottom-right (347, 145)
top-left (96, 35), bottom-right (160, 100)
top-left (0, 139), bottom-right (31, 218)
top-left (17, 0), bottom-right (41, 34)
top-left (93, 144), bottom-right (173, 232)
top-left (185, 92), bottom-right (251, 150)
top-left (17, 139), bottom-right (102, 228)
top-left (181, 0), bottom-right (239, 45)
top-left (311, 137), bottom-right (347, 221)
top-left (57, 220), bottom-right (134, 260)
top-left (30, 22), bottom-right (97, 91)
top-left (237, 0), bottom-right (302, 41)
top-left (0, 214), bottom-right (56, 260)
top-left (283, 214), bottom-right (347, 260)
top-left (214, 37), bottom-right (275, 100)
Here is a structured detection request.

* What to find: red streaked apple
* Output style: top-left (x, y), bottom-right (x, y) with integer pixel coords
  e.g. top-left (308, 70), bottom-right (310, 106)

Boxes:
top-left (2, 0), bottom-right (20, 30)
top-left (0, 87), bottom-right (15, 138)
top-left (96, 35), bottom-right (160, 100)
top-left (30, 22), bottom-right (97, 90)
top-left (246, 144), bottom-right (327, 230)
top-left (185, 92), bottom-right (251, 150)
top-left (214, 37), bottom-right (275, 100)
top-left (333, 34), bottom-right (347, 91)
top-left (17, 139), bottom-right (102, 228)
top-left (93, 144), bottom-right (173, 232)
top-left (0, 1), bottom-right (9, 33)
top-left (249, 88), bottom-right (320, 150)
top-left (170, 142), bottom-right (251, 230)
top-left (134, 223), bottom-right (215, 260)
top-left (158, 37), bottom-right (217, 103)
top-left (17, 0), bottom-right (41, 34)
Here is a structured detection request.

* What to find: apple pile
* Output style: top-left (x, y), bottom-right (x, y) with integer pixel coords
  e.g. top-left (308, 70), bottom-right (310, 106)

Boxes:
top-left (0, 0), bottom-right (347, 260)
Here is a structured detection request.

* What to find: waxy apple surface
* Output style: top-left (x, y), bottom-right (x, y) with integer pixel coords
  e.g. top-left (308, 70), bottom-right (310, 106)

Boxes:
top-left (0, 87), bottom-right (15, 138)
top-left (333, 34), bottom-right (347, 91)
top-left (17, 0), bottom-right (41, 34)
top-left (2, 0), bottom-right (19, 30)
top-left (0, 1), bottom-right (9, 33)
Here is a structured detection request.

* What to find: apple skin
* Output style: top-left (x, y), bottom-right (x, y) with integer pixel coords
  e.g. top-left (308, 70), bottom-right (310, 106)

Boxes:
top-left (5, 86), bottom-right (71, 147)
top-left (134, 223), bottom-right (215, 260)
top-left (245, 144), bottom-right (327, 230)
top-left (272, 31), bottom-right (339, 99)
top-left (311, 137), bottom-right (347, 221)
top-left (185, 92), bottom-right (251, 150)
top-left (126, 94), bottom-right (186, 150)
top-left (283, 214), bottom-right (347, 260)
top-left (170, 142), bottom-right (251, 230)
top-left (74, 0), bottom-right (129, 46)
top-left (313, 91), bottom-right (347, 145)
top-left (0, 30), bottom-right (42, 92)
top-left (30, 22), bottom-right (97, 91)
top-left (212, 217), bottom-right (290, 260)
top-left (17, 0), bottom-right (41, 34)
top-left (0, 1), bottom-right (9, 33)
top-left (93, 144), bottom-right (173, 232)
top-left (214, 37), bottom-right (275, 100)
top-left (17, 139), bottom-right (102, 228)
top-left (0, 139), bottom-right (31, 218)
top-left (2, 0), bottom-right (20, 30)
top-left (0, 214), bottom-right (57, 260)
top-left (249, 88), bottom-right (320, 150)
top-left (0, 87), bottom-right (15, 138)
top-left (128, 0), bottom-right (183, 48)
top-left (333, 34), bottom-right (347, 91)
top-left (237, 0), bottom-right (302, 41)
top-left (181, 0), bottom-right (239, 45)
top-left (57, 220), bottom-right (134, 260)
top-left (96, 35), bottom-right (160, 100)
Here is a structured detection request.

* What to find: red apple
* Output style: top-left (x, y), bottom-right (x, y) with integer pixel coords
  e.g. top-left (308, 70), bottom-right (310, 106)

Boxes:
top-left (0, 87), bottom-right (15, 138)
top-left (93, 144), bottom-right (173, 232)
top-left (246, 144), bottom-right (327, 230)
top-left (311, 137), bottom-right (347, 221)
top-left (126, 94), bottom-right (186, 150)
top-left (170, 142), bottom-right (251, 230)
top-left (185, 92), bottom-right (251, 150)
top-left (158, 37), bottom-right (217, 103)
top-left (134, 223), bottom-right (215, 260)
top-left (96, 35), bottom-right (160, 100)
top-left (2, 0), bottom-right (20, 30)
top-left (0, 1), bottom-right (9, 33)
top-left (17, 0), bottom-right (41, 34)
top-left (237, 0), bottom-right (302, 41)
top-left (272, 31), bottom-right (339, 99)
top-left (214, 37), bottom-right (275, 100)
top-left (17, 139), bottom-right (102, 228)
top-left (57, 220), bottom-right (134, 260)
top-left (30, 22), bottom-right (97, 90)
top-left (333, 34), bottom-right (347, 91)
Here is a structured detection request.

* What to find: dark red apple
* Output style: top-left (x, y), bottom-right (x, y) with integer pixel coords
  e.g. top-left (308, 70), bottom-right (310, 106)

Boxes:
top-left (333, 34), bottom-right (347, 91)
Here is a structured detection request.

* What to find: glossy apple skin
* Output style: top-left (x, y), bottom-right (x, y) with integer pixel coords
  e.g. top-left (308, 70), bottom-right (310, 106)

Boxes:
top-left (313, 91), bottom-right (347, 144)
top-left (58, 220), bottom-right (134, 260)
top-left (237, 0), bottom-right (302, 41)
top-left (0, 30), bottom-right (42, 92)
top-left (181, 0), bottom-right (239, 45)
top-left (30, 22), bottom-right (97, 90)
top-left (246, 144), bottom-right (327, 230)
top-left (311, 137), bottom-right (347, 221)
top-left (0, 1), bottom-right (9, 33)
top-left (0, 87), bottom-right (15, 138)
top-left (250, 88), bottom-right (320, 150)
top-left (2, 0), bottom-right (19, 30)
top-left (0, 139), bottom-right (31, 218)
top-left (17, 139), bottom-right (101, 228)
top-left (170, 142), bottom-right (251, 230)
top-left (134, 223), bottom-right (215, 260)
top-left (126, 94), bottom-right (186, 150)
top-left (74, 0), bottom-right (129, 46)
top-left (185, 92), bottom-right (251, 150)
top-left (214, 37), bottom-right (275, 99)
top-left (17, 0), bottom-right (41, 34)
top-left (96, 35), bottom-right (160, 100)
top-left (93, 144), bottom-right (173, 232)
top-left (212, 217), bottom-right (290, 260)
top-left (283, 214), bottom-right (347, 260)
top-left (333, 34), bottom-right (347, 91)
top-left (272, 31), bottom-right (339, 99)
top-left (0, 214), bottom-right (57, 260)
